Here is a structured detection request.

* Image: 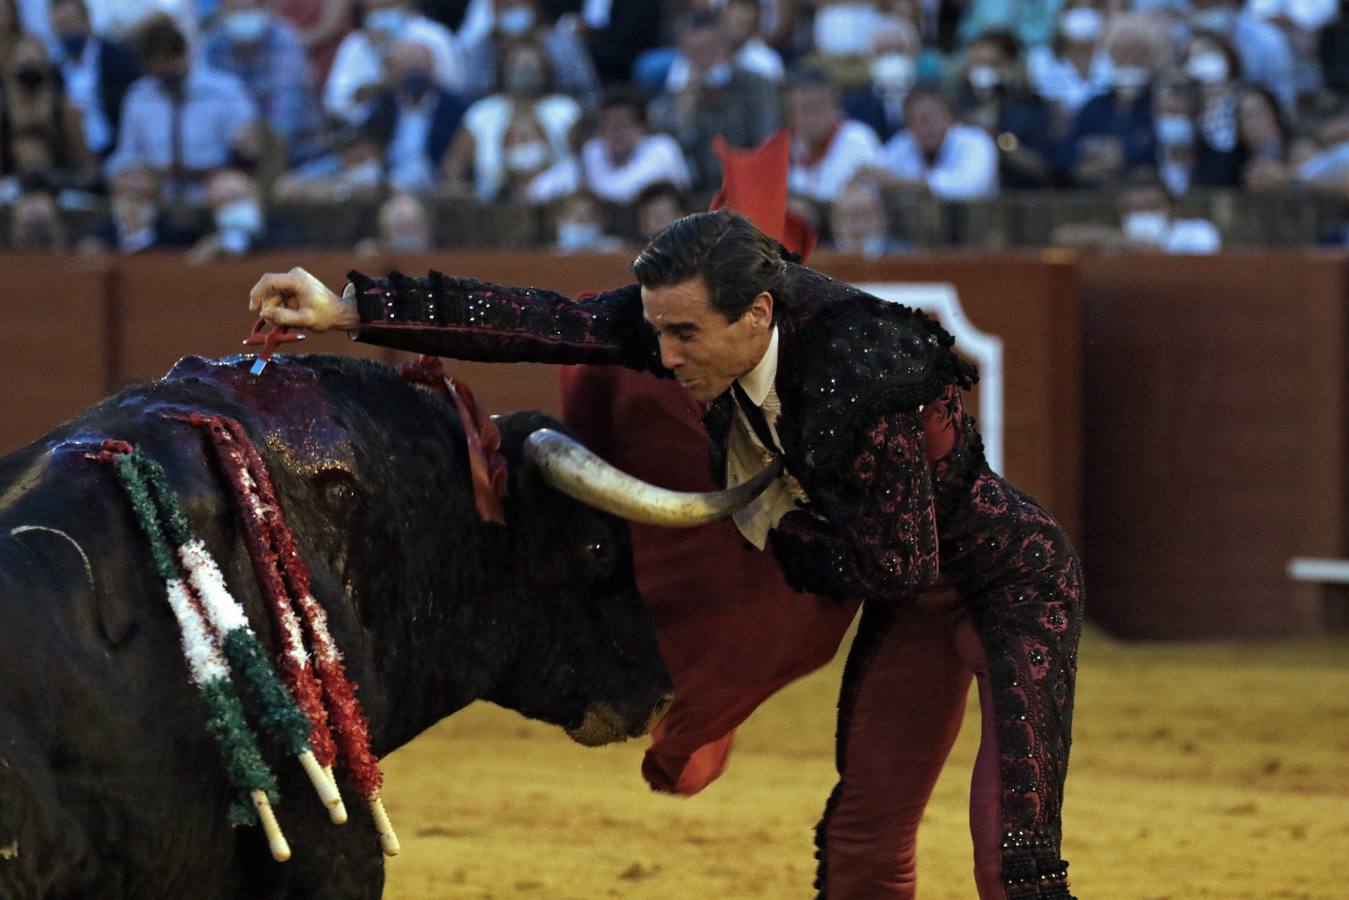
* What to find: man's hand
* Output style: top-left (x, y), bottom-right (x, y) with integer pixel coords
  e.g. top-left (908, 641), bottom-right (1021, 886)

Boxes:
top-left (248, 267), bottom-right (359, 333)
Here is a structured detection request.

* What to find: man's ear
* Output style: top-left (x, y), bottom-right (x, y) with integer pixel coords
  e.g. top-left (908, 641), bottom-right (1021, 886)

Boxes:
top-left (749, 291), bottom-right (774, 333)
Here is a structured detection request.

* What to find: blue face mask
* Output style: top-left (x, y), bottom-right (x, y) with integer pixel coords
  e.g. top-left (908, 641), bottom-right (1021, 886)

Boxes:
top-left (224, 9), bottom-right (271, 44)
top-left (60, 34), bottom-right (88, 59)
top-left (366, 8), bottom-right (409, 36)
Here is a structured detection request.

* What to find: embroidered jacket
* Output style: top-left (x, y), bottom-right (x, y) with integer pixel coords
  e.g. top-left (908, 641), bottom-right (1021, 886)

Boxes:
top-left (347, 262), bottom-right (983, 602)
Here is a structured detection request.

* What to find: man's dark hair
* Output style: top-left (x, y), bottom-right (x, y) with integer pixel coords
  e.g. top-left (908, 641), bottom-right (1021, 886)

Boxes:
top-left (599, 87), bottom-right (646, 121)
top-left (633, 210), bottom-right (790, 324)
top-left (971, 28), bottom-right (1021, 61)
top-left (786, 65), bottom-right (839, 98)
top-left (902, 84), bottom-right (951, 116)
top-left (134, 13), bottom-right (187, 63)
top-left (634, 180), bottom-right (685, 214)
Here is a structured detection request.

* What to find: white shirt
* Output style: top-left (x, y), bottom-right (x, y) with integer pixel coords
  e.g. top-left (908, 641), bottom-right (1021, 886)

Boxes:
top-left (1026, 47), bottom-right (1113, 116)
top-left (789, 119), bottom-right (881, 203)
top-left (59, 38), bottom-right (114, 155)
top-left (386, 94), bottom-right (438, 193)
top-left (664, 38), bottom-right (785, 92)
top-left (878, 123), bottom-right (999, 200)
top-left (726, 327), bottom-right (813, 549)
top-left (461, 94), bottom-right (580, 202)
top-left (323, 18), bottom-right (465, 125)
top-left (581, 133), bottom-right (691, 203)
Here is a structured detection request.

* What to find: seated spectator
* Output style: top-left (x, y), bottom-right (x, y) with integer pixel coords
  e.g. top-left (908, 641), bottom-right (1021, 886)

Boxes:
top-left (364, 40), bottom-right (467, 194)
top-left (203, 0), bottom-right (323, 160)
top-left (271, 124), bottom-right (384, 202)
top-left (957, 29), bottom-right (1055, 189)
top-left (842, 18), bottom-right (921, 142)
top-left (83, 164), bottom-right (200, 253)
top-left (867, 86), bottom-right (999, 199)
top-left (441, 38), bottom-right (579, 202)
top-left (323, 0), bottom-right (464, 125)
top-left (552, 189), bottom-right (624, 252)
top-left (649, 12), bottom-right (781, 190)
top-left (186, 167), bottom-right (279, 262)
top-left (273, 0), bottom-right (353, 86)
top-left (48, 0), bottom-right (140, 159)
top-left (460, 0), bottom-right (599, 104)
top-left (1234, 84), bottom-right (1291, 192)
top-left (663, 0), bottom-right (783, 91)
top-left (786, 67), bottom-right (880, 204)
top-left (957, 0), bottom-right (1063, 51)
top-left (1052, 175), bottom-right (1222, 254)
top-left (578, 88), bottom-right (689, 204)
top-left (1183, 30), bottom-right (1242, 158)
top-left (8, 180), bottom-right (65, 248)
top-left (1187, 0), bottom-right (1295, 112)
top-left (1055, 13), bottom-right (1164, 188)
top-left (1247, 0), bottom-right (1338, 96)
top-left (1293, 111), bottom-right (1349, 193)
top-left (105, 14), bottom-right (259, 204)
top-left (828, 178), bottom-right (910, 257)
top-left (0, 35), bottom-right (96, 188)
top-left (1027, 2), bottom-right (1112, 130)
top-left (634, 179), bottom-right (686, 240)
top-left (1152, 76), bottom-right (1237, 195)
top-left (354, 190), bottom-right (435, 256)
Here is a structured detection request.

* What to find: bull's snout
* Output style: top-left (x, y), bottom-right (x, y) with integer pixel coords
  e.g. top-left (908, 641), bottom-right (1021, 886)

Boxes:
top-left (566, 690), bottom-right (675, 747)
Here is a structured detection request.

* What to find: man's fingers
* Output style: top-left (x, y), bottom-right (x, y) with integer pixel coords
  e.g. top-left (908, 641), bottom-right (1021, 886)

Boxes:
top-left (258, 304), bottom-right (313, 329)
top-left (249, 272), bottom-right (295, 311)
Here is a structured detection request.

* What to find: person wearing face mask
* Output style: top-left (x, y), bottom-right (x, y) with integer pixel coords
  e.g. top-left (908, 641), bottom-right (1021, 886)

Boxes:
top-left (187, 167), bottom-right (281, 262)
top-left (459, 0), bottom-right (599, 104)
top-left (203, 0), bottom-right (322, 161)
top-left (1151, 76), bottom-right (1237, 196)
top-left (1187, 0), bottom-right (1295, 112)
top-left (324, 0), bottom-right (464, 126)
top-left (354, 190), bottom-right (435, 257)
top-left (957, 29), bottom-right (1054, 189)
top-left (552, 190), bottom-right (624, 253)
top-left (843, 19), bottom-right (920, 142)
top-left (650, 11), bottom-right (781, 191)
top-left (1183, 34), bottom-right (1241, 160)
top-left (1052, 174), bottom-right (1221, 253)
top-left (8, 182), bottom-right (66, 248)
top-left (47, 0), bottom-right (140, 159)
top-left (1027, 3), bottom-right (1112, 127)
top-left (1054, 13), bottom-right (1162, 188)
top-left (84, 163), bottom-right (200, 253)
top-left (364, 39), bottom-right (467, 194)
top-left (828, 178), bottom-right (910, 257)
top-left (0, 34), bottom-right (96, 187)
top-left (866, 85), bottom-right (1000, 199)
top-left (105, 14), bottom-right (258, 207)
top-left (442, 39), bottom-right (579, 202)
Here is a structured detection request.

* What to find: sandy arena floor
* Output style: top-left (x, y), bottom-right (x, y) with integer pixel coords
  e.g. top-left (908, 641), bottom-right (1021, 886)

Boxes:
top-left (379, 626), bottom-right (1349, 899)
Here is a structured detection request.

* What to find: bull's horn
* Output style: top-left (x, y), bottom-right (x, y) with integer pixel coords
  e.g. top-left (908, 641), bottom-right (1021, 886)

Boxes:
top-left (523, 428), bottom-right (783, 528)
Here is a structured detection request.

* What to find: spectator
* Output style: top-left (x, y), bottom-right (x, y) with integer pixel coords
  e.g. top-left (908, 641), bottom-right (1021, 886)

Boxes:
top-left (867, 85), bottom-right (999, 199)
top-left (1294, 111), bottom-right (1349, 193)
top-left (271, 123), bottom-right (383, 201)
top-left (634, 179), bottom-right (685, 240)
top-left (1152, 76), bottom-right (1237, 196)
top-left (842, 17), bottom-right (921, 142)
top-left (364, 39), bottom-right (467, 194)
top-left (1234, 84), bottom-right (1290, 192)
top-left (573, 87), bottom-right (690, 204)
top-left (1027, 2), bottom-right (1112, 128)
top-left (663, 0), bottom-right (783, 90)
top-left (273, 0), bottom-right (353, 87)
top-left (649, 12), bottom-right (780, 190)
top-left (828, 178), bottom-right (910, 256)
top-left (1052, 175), bottom-right (1223, 253)
top-left (957, 28), bottom-right (1055, 189)
top-left (1186, 0), bottom-right (1295, 112)
top-left (202, 0), bottom-right (323, 160)
top-left (460, 0), bottom-right (599, 104)
top-left (8, 180), bottom-right (64, 247)
top-left (442, 38), bottom-right (579, 202)
top-left (374, 190), bottom-right (434, 252)
top-left (1183, 30), bottom-right (1242, 157)
top-left (47, 0), bottom-right (140, 159)
top-left (786, 67), bottom-right (880, 204)
top-left (0, 35), bottom-right (96, 187)
top-left (1246, 0), bottom-right (1338, 95)
top-left (956, 0), bottom-right (1064, 51)
top-left (552, 189), bottom-right (623, 252)
top-left (105, 14), bottom-right (258, 205)
top-left (186, 167), bottom-right (275, 261)
top-left (1056, 13), bottom-right (1164, 188)
top-left (323, 0), bottom-right (464, 125)
top-left (84, 164), bottom-right (200, 252)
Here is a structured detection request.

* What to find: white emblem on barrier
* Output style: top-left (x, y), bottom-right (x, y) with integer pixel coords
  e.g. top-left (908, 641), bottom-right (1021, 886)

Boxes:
top-left (857, 283), bottom-right (1004, 474)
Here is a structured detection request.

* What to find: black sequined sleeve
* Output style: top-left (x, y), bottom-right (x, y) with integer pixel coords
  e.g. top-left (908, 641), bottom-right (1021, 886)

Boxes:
top-left (770, 410), bottom-right (939, 602)
top-left (346, 270), bottom-right (667, 375)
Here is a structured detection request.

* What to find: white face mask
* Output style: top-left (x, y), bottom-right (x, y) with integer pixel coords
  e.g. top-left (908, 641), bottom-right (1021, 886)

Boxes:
top-left (215, 199), bottom-right (263, 234)
top-left (869, 52), bottom-right (915, 92)
top-left (1155, 114), bottom-right (1195, 146)
top-left (365, 8), bottom-right (409, 37)
top-left (1060, 7), bottom-right (1102, 43)
top-left (224, 9), bottom-right (271, 44)
top-left (1123, 209), bottom-right (1169, 244)
top-left (503, 140), bottom-right (550, 172)
top-left (814, 4), bottom-right (876, 56)
top-left (1111, 66), bottom-right (1151, 90)
top-left (968, 64), bottom-right (1001, 93)
top-left (557, 220), bottom-right (602, 251)
top-left (497, 5), bottom-right (535, 36)
top-left (1186, 51), bottom-right (1229, 85)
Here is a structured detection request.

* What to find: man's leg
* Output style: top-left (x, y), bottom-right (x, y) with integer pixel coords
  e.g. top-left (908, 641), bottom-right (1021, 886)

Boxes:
top-left (816, 593), bottom-right (971, 899)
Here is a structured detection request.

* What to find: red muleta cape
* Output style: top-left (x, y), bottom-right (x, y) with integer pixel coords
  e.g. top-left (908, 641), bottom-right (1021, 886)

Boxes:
top-left (559, 129), bottom-right (856, 795)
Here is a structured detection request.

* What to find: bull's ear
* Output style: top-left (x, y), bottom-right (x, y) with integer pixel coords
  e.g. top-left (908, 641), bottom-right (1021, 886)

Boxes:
top-left (9, 526), bottom-right (137, 648)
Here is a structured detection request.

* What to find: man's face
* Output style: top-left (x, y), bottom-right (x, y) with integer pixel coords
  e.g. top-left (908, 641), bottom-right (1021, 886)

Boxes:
top-left (907, 96), bottom-right (951, 155)
top-left (49, 1), bottom-right (90, 39)
top-left (598, 105), bottom-right (642, 159)
top-left (788, 85), bottom-right (838, 146)
top-left (641, 278), bottom-right (771, 402)
top-left (681, 25), bottom-right (728, 74)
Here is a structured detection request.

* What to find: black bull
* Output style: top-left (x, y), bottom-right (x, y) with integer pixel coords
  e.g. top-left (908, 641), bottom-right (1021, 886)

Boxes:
top-left (0, 354), bottom-right (673, 899)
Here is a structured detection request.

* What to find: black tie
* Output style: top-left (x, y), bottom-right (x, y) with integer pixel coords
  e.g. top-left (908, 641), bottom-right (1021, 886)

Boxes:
top-left (731, 380), bottom-right (782, 456)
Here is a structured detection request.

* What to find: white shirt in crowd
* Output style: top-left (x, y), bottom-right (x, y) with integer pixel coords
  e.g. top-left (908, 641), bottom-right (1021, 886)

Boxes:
top-left (1026, 47), bottom-right (1113, 117)
top-left (1123, 211), bottom-right (1222, 255)
top-left (581, 133), bottom-right (691, 203)
top-left (664, 38), bottom-right (785, 91)
top-left (58, 37), bottom-right (115, 155)
top-left (323, 16), bottom-right (465, 125)
top-left (386, 94), bottom-right (439, 194)
top-left (878, 123), bottom-right (999, 201)
top-left (788, 119), bottom-right (880, 203)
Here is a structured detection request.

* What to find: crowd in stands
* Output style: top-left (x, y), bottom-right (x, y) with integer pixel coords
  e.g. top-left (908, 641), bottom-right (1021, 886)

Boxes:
top-left (2, 0), bottom-right (1347, 258)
